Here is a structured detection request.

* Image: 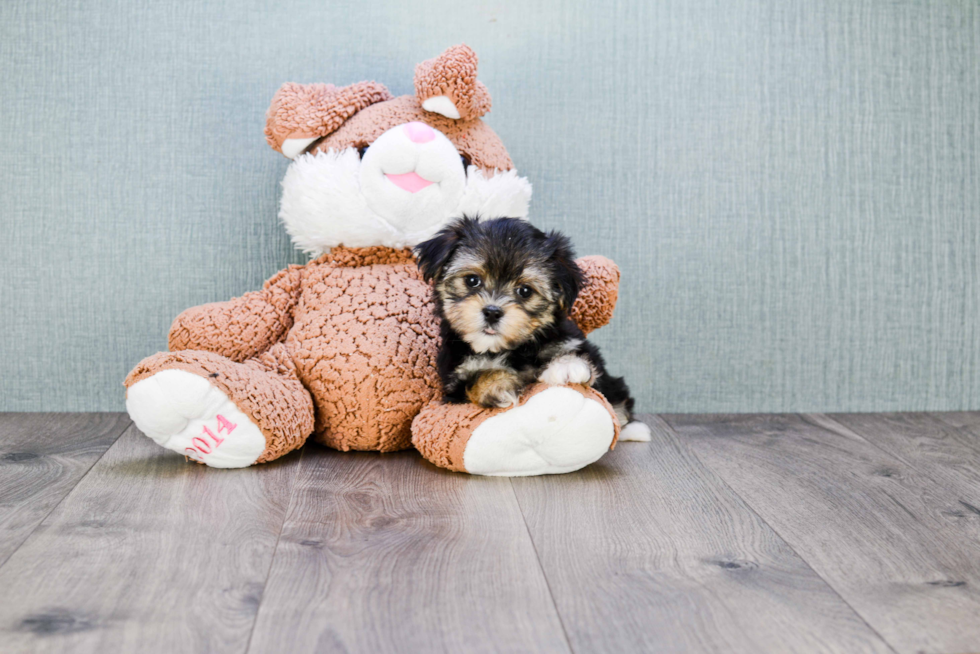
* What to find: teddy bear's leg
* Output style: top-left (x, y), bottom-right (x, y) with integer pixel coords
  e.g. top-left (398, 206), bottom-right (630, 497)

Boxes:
top-left (411, 383), bottom-right (619, 476)
top-left (124, 344), bottom-right (314, 468)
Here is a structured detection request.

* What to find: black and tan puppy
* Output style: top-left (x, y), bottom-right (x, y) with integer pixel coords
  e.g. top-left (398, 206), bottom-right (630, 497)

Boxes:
top-left (415, 216), bottom-right (650, 440)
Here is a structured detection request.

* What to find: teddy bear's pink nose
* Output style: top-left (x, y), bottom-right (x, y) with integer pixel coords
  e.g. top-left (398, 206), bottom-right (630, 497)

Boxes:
top-left (403, 121), bottom-right (436, 144)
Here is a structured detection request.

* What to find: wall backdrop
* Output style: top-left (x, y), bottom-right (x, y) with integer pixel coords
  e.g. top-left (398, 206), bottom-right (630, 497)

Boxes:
top-left (2, 0), bottom-right (978, 412)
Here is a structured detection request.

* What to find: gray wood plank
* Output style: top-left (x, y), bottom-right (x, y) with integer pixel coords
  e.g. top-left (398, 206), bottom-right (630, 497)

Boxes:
top-left (829, 413), bottom-right (980, 511)
top-left (931, 411), bottom-right (980, 438)
top-left (0, 425), bottom-right (302, 654)
top-left (0, 413), bottom-right (131, 567)
top-left (510, 415), bottom-right (892, 654)
top-left (929, 412), bottom-right (980, 462)
top-left (246, 448), bottom-right (571, 654)
top-left (665, 413), bottom-right (980, 654)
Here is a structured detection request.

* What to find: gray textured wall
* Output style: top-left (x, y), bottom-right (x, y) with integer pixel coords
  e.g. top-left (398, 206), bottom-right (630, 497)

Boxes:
top-left (2, 0), bottom-right (978, 412)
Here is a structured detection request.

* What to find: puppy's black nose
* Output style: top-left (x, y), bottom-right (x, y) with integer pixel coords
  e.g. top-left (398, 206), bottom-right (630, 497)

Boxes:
top-left (482, 305), bottom-right (503, 323)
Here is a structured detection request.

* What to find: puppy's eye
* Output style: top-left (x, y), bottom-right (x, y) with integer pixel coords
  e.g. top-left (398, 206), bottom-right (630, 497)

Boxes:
top-left (517, 285), bottom-right (534, 299)
top-left (460, 154), bottom-right (472, 169)
top-left (357, 145), bottom-right (369, 159)
top-left (464, 274), bottom-right (482, 289)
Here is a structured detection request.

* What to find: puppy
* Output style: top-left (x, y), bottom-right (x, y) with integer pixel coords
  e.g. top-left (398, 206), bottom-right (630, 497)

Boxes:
top-left (415, 216), bottom-right (650, 441)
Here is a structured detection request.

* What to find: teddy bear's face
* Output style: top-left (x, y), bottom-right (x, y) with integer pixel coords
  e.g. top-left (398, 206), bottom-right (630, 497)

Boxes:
top-left (279, 121), bottom-right (532, 255)
top-left (267, 45), bottom-right (532, 255)
top-left (359, 122), bottom-right (468, 235)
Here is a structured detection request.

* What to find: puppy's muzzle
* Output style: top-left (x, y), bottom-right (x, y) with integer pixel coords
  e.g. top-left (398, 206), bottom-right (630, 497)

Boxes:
top-left (481, 305), bottom-right (503, 325)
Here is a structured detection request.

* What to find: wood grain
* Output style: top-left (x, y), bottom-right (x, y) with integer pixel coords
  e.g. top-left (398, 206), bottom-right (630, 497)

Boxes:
top-left (930, 411), bottom-right (980, 460)
top-left (931, 411), bottom-right (980, 437)
top-left (665, 413), bottom-right (980, 654)
top-left (0, 413), bottom-right (130, 567)
top-left (511, 415), bottom-right (892, 654)
top-left (246, 448), bottom-right (570, 654)
top-left (0, 425), bottom-right (302, 654)
top-left (4, 412), bottom-right (980, 653)
top-left (830, 412), bottom-right (980, 507)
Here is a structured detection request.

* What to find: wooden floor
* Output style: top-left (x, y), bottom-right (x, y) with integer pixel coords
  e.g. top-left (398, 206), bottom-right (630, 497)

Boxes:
top-left (1, 413), bottom-right (979, 653)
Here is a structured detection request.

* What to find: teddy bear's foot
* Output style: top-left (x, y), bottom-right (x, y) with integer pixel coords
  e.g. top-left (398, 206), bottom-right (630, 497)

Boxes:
top-left (125, 346), bottom-right (315, 468)
top-left (126, 369), bottom-right (267, 468)
top-left (465, 387), bottom-right (615, 476)
top-left (413, 384), bottom-right (617, 477)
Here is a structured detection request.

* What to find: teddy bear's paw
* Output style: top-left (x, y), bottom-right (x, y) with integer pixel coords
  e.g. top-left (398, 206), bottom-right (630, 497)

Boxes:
top-left (126, 369), bottom-right (266, 468)
top-left (462, 387), bottom-right (614, 476)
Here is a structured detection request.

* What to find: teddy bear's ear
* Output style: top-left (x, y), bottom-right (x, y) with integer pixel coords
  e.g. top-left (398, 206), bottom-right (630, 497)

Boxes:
top-left (265, 81), bottom-right (393, 159)
top-left (414, 44), bottom-right (492, 121)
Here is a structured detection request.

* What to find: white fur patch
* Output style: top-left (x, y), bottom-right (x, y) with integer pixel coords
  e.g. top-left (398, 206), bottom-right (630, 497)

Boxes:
top-left (619, 421), bottom-right (652, 442)
top-left (539, 355), bottom-right (595, 386)
top-left (279, 125), bottom-right (533, 255)
top-left (422, 95), bottom-right (461, 119)
top-left (455, 354), bottom-right (510, 377)
top-left (279, 149), bottom-right (397, 254)
top-left (456, 167), bottom-right (532, 221)
top-left (463, 330), bottom-right (508, 354)
top-left (463, 387), bottom-right (614, 476)
top-left (493, 389), bottom-right (520, 408)
top-left (281, 136), bottom-right (319, 159)
top-left (126, 369), bottom-right (266, 468)
top-left (359, 124), bottom-right (468, 236)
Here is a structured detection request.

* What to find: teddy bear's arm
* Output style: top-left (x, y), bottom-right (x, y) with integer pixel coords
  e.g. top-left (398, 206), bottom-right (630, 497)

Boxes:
top-left (167, 265), bottom-right (304, 362)
top-left (570, 256), bottom-right (621, 335)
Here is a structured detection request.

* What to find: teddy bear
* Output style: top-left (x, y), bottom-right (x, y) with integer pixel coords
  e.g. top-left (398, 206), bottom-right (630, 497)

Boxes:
top-left (124, 44), bottom-right (642, 476)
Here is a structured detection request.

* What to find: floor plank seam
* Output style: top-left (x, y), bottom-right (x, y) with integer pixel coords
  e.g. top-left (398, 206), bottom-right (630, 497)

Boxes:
top-left (0, 417), bottom-right (133, 573)
top-left (242, 447), bottom-right (307, 654)
top-left (811, 411), bottom-right (980, 529)
top-left (654, 414), bottom-right (901, 654)
top-left (806, 414), bottom-right (922, 475)
top-left (821, 412), bottom-right (980, 503)
top-left (507, 479), bottom-right (576, 654)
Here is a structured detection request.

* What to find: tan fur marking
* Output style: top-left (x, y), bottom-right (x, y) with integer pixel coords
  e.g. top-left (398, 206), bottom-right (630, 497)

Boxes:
top-left (444, 296), bottom-right (488, 338)
top-left (518, 265), bottom-right (554, 301)
top-left (466, 369), bottom-right (523, 408)
top-left (444, 254), bottom-right (485, 279)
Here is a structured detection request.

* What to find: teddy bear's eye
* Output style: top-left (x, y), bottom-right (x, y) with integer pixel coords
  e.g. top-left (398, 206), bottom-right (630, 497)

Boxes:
top-left (460, 154), bottom-right (472, 169)
top-left (464, 274), bottom-right (482, 289)
top-left (517, 285), bottom-right (533, 299)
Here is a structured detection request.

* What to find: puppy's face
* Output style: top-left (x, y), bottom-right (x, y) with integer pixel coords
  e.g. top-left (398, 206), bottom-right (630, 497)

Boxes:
top-left (438, 248), bottom-right (557, 353)
top-left (416, 218), bottom-right (581, 354)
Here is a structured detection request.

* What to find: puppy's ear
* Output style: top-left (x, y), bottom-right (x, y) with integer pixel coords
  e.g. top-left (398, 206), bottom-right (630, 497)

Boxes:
top-left (414, 219), bottom-right (468, 283)
top-left (544, 231), bottom-right (583, 312)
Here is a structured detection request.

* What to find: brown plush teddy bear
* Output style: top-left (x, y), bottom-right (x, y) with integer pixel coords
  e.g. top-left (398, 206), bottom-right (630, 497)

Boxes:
top-left (124, 45), bottom-right (637, 476)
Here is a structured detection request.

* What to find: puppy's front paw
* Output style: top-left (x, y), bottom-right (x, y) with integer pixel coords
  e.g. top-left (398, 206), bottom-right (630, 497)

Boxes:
top-left (467, 370), bottom-right (523, 409)
top-left (540, 355), bottom-right (596, 386)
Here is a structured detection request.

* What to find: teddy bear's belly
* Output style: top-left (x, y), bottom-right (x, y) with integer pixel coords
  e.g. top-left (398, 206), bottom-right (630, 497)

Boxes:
top-left (286, 262), bottom-right (442, 452)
